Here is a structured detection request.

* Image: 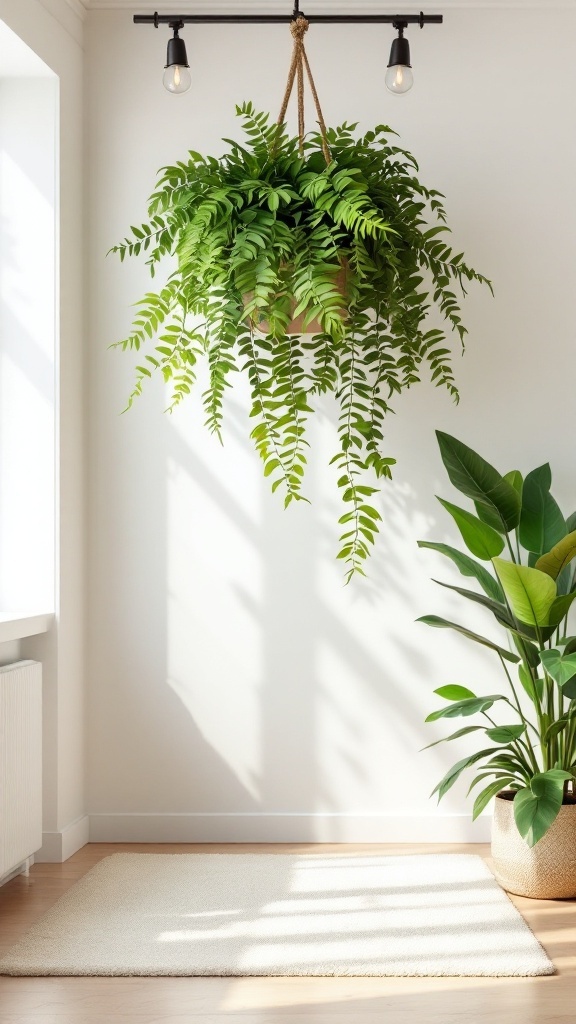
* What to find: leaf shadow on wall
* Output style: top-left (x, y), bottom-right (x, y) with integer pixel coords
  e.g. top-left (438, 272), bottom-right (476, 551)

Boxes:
top-left (156, 386), bottom-right (466, 831)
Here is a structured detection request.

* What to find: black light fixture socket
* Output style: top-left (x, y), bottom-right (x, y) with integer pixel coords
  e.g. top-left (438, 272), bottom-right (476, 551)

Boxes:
top-left (166, 21), bottom-right (189, 69)
top-left (388, 34), bottom-right (411, 69)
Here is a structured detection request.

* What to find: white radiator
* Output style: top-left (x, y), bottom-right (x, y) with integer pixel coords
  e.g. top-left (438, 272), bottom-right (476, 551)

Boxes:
top-left (0, 661), bottom-right (42, 879)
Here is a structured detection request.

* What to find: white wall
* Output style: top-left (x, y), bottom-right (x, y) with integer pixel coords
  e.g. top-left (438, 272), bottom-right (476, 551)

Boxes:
top-left (0, 0), bottom-right (86, 859)
top-left (0, 74), bottom-right (57, 612)
top-left (86, 6), bottom-right (576, 842)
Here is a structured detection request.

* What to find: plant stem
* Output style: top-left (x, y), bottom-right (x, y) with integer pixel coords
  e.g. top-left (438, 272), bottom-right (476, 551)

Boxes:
top-left (515, 530), bottom-right (522, 564)
top-left (498, 653), bottom-right (539, 770)
top-left (506, 535), bottom-right (517, 563)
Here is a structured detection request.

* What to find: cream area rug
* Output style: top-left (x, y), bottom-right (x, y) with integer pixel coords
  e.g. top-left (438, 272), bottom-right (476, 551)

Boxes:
top-left (0, 853), bottom-right (554, 977)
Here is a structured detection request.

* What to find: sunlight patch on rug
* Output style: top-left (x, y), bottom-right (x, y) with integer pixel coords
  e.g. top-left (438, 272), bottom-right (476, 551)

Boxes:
top-left (0, 853), bottom-right (554, 977)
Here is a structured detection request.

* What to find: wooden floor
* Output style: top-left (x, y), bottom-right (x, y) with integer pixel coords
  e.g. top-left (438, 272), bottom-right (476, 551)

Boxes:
top-left (0, 843), bottom-right (574, 1024)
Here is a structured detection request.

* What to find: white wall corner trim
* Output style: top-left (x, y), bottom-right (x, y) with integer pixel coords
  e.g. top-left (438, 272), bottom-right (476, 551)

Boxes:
top-left (89, 813), bottom-right (491, 844)
top-left (37, 816), bottom-right (90, 863)
top-left (64, 0), bottom-right (88, 18)
top-left (36, 0), bottom-right (86, 24)
top-left (32, 0), bottom-right (85, 42)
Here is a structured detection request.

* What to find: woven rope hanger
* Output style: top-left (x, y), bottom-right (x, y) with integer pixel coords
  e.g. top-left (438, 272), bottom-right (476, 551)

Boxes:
top-left (277, 14), bottom-right (332, 165)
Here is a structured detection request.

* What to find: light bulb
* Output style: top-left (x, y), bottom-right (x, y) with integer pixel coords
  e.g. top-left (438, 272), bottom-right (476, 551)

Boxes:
top-left (385, 64), bottom-right (414, 94)
top-left (163, 64), bottom-right (192, 94)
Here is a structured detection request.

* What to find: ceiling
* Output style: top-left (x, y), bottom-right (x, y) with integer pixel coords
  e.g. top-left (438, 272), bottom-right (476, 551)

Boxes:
top-left (80, 0), bottom-right (561, 11)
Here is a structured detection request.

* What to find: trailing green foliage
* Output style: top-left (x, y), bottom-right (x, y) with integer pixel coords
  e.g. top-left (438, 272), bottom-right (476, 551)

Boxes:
top-left (112, 104), bottom-right (489, 580)
top-left (419, 433), bottom-right (576, 846)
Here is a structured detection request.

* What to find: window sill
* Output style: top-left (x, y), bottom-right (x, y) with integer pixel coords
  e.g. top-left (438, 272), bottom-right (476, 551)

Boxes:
top-left (0, 613), bottom-right (54, 644)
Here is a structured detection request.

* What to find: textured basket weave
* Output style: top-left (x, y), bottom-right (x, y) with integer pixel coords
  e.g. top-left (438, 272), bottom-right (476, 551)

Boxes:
top-left (492, 793), bottom-right (576, 899)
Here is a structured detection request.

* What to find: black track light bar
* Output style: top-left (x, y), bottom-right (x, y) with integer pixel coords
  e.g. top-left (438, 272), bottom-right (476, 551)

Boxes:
top-left (134, 11), bottom-right (443, 27)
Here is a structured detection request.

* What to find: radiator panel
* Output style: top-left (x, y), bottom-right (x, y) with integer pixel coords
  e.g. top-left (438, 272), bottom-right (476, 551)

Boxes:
top-left (0, 661), bottom-right (42, 878)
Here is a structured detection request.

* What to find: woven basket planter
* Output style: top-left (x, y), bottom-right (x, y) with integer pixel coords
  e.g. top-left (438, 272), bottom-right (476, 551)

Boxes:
top-left (491, 792), bottom-right (576, 899)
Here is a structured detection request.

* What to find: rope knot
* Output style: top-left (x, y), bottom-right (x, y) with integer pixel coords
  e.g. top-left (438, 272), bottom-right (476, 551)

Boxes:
top-left (290, 15), bottom-right (309, 40)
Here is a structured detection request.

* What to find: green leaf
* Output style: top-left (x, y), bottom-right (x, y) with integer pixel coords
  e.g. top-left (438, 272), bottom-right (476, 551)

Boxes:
top-left (548, 591), bottom-right (576, 627)
top-left (519, 465), bottom-right (566, 555)
top-left (417, 615), bottom-right (520, 662)
top-left (540, 649), bottom-right (576, 688)
top-left (468, 771), bottom-right (519, 794)
top-left (559, 636), bottom-right (576, 654)
top-left (492, 558), bottom-right (557, 628)
top-left (514, 770), bottom-right (572, 847)
top-left (504, 470), bottom-right (523, 496)
top-left (535, 530), bottom-right (576, 580)
top-left (485, 754), bottom-right (527, 777)
top-left (484, 724), bottom-right (526, 743)
top-left (417, 541), bottom-right (504, 602)
top-left (433, 580), bottom-right (513, 628)
top-left (437, 498), bottom-right (504, 561)
top-left (469, 770), bottom-right (512, 794)
top-left (512, 634), bottom-right (540, 668)
top-left (425, 695), bottom-right (504, 722)
top-left (421, 725), bottom-right (484, 750)
top-left (434, 684), bottom-right (477, 701)
top-left (435, 432), bottom-right (520, 532)
top-left (563, 677), bottom-right (576, 700)
top-left (543, 718), bottom-right (569, 743)
top-left (473, 778), bottom-right (515, 820)
top-left (518, 663), bottom-right (543, 704)
top-left (431, 748), bottom-right (500, 801)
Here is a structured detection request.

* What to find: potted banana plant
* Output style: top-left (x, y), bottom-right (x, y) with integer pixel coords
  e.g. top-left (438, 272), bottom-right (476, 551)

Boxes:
top-left (418, 432), bottom-right (576, 898)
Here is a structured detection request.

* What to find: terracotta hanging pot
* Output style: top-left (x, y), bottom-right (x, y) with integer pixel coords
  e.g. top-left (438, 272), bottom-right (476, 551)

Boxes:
top-left (491, 791), bottom-right (576, 899)
top-left (245, 260), bottom-right (349, 336)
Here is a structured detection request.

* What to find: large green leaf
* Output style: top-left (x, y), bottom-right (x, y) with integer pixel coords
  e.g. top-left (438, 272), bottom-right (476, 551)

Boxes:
top-left (486, 753), bottom-right (529, 777)
top-left (540, 649), bottom-right (576, 688)
top-left (417, 615), bottom-right (520, 662)
top-left (492, 559), bottom-right (557, 628)
top-left (434, 685), bottom-right (477, 701)
top-left (425, 695), bottom-right (504, 722)
top-left (422, 725), bottom-right (484, 750)
top-left (556, 565), bottom-right (573, 597)
top-left (512, 634), bottom-right (540, 668)
top-left (543, 718), bottom-right (569, 743)
top-left (473, 778), bottom-right (516, 820)
top-left (504, 470), bottom-right (523, 496)
top-left (535, 530), bottom-right (576, 581)
top-left (560, 637), bottom-right (576, 655)
top-left (513, 770), bottom-right (572, 847)
top-left (431, 748), bottom-right (501, 801)
top-left (485, 723), bottom-right (526, 743)
top-left (417, 541), bottom-right (504, 601)
top-left (506, 619), bottom-right (558, 645)
top-left (438, 498), bottom-right (504, 561)
top-left (563, 677), bottom-right (576, 700)
top-left (433, 580), bottom-right (513, 628)
top-left (519, 465), bottom-right (566, 555)
top-left (467, 770), bottom-right (516, 790)
top-left (435, 432), bottom-right (520, 533)
top-left (518, 663), bottom-right (543, 704)
top-left (548, 592), bottom-right (576, 627)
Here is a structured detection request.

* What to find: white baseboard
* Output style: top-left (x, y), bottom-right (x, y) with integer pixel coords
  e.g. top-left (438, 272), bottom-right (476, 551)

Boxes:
top-left (89, 812), bottom-right (491, 844)
top-left (37, 815), bottom-right (90, 863)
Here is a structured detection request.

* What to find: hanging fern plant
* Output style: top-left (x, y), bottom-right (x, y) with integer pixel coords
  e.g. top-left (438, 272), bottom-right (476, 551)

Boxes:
top-left (111, 21), bottom-right (489, 581)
